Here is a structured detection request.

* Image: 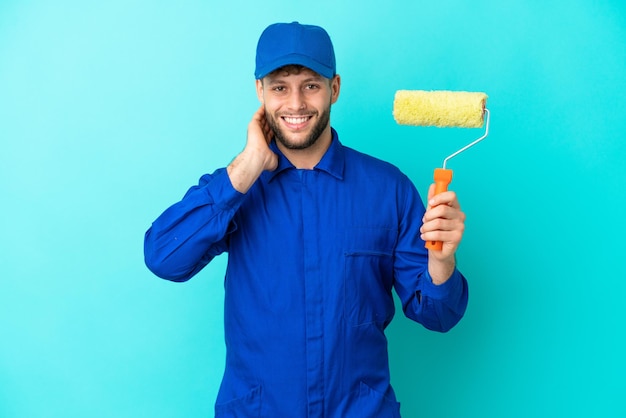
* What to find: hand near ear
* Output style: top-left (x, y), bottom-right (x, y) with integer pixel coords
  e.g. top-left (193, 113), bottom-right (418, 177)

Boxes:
top-left (227, 106), bottom-right (278, 193)
top-left (246, 105), bottom-right (278, 172)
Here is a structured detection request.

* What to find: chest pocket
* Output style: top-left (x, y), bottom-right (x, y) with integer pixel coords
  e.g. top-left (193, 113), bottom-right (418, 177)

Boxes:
top-left (344, 226), bottom-right (398, 327)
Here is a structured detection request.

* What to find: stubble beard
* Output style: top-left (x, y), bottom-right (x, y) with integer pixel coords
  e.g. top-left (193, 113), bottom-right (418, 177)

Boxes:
top-left (266, 106), bottom-right (331, 151)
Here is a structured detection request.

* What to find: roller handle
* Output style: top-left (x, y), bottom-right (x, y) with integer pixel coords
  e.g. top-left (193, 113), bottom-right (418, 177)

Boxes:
top-left (425, 168), bottom-right (453, 251)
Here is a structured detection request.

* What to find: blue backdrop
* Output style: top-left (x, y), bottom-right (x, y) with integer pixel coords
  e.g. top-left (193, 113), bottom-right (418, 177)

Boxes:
top-left (1, 1), bottom-right (625, 416)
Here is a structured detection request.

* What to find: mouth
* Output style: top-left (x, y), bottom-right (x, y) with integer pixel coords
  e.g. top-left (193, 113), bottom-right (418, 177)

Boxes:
top-left (281, 115), bottom-right (313, 130)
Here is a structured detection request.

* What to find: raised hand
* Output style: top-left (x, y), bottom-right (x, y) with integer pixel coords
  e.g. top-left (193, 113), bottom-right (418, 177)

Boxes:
top-left (227, 106), bottom-right (278, 193)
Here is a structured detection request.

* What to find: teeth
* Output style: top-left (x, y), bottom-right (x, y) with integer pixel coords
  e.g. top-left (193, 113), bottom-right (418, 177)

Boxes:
top-left (284, 116), bottom-right (309, 124)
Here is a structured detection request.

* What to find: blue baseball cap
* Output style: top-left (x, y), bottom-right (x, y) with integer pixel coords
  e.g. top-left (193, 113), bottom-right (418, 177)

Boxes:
top-left (255, 22), bottom-right (336, 80)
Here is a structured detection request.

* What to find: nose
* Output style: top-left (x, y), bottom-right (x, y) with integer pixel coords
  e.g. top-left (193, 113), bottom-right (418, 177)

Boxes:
top-left (286, 89), bottom-right (306, 111)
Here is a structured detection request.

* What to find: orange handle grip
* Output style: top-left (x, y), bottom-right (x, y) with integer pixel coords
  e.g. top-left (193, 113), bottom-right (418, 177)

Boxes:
top-left (425, 168), bottom-right (453, 251)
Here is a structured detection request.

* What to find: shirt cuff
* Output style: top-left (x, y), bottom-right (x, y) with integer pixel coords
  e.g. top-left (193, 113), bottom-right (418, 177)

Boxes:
top-left (207, 168), bottom-right (247, 212)
top-left (419, 268), bottom-right (464, 301)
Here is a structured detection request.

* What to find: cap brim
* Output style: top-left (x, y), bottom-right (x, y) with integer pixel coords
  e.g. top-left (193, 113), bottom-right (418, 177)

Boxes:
top-left (255, 54), bottom-right (335, 79)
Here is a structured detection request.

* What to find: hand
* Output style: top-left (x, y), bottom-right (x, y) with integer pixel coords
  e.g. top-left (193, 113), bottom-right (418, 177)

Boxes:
top-left (420, 185), bottom-right (466, 283)
top-left (245, 105), bottom-right (278, 172)
top-left (227, 106), bottom-right (278, 193)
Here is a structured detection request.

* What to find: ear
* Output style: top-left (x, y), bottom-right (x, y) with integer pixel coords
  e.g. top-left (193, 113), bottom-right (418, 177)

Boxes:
top-left (256, 79), bottom-right (264, 104)
top-left (330, 74), bottom-right (341, 104)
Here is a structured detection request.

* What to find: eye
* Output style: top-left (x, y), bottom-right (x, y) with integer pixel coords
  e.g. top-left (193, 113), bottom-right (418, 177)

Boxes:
top-left (305, 83), bottom-right (320, 90)
top-left (272, 86), bottom-right (286, 92)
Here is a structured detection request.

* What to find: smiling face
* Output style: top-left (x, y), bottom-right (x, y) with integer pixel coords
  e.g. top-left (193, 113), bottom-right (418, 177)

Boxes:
top-left (257, 65), bottom-right (341, 155)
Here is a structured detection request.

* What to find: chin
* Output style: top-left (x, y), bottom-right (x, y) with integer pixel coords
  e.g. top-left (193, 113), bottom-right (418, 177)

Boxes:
top-left (276, 135), bottom-right (319, 150)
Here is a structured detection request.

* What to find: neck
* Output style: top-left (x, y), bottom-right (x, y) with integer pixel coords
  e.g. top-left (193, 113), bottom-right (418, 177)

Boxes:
top-left (276, 125), bottom-right (333, 169)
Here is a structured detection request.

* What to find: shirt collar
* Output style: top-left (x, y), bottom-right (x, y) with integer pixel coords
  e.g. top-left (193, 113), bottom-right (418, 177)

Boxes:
top-left (266, 128), bottom-right (345, 182)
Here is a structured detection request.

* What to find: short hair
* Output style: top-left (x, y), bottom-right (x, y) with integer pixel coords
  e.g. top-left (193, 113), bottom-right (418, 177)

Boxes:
top-left (261, 65), bottom-right (332, 86)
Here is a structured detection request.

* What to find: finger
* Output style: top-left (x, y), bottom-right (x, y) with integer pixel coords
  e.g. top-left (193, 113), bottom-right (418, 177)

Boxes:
top-left (263, 121), bottom-right (274, 142)
top-left (421, 212), bottom-right (465, 232)
top-left (422, 208), bottom-right (465, 248)
top-left (253, 104), bottom-right (265, 121)
top-left (423, 204), bottom-right (466, 224)
top-left (426, 184), bottom-right (436, 210)
top-left (420, 219), bottom-right (465, 246)
top-left (421, 228), bottom-right (463, 246)
top-left (251, 106), bottom-right (273, 143)
top-left (258, 107), bottom-right (274, 140)
top-left (427, 190), bottom-right (460, 210)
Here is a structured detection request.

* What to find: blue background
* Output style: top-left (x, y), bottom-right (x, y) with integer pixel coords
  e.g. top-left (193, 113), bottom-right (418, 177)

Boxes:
top-left (1, 1), bottom-right (625, 416)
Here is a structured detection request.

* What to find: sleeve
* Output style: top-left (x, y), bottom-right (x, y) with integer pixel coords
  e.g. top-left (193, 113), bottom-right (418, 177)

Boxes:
top-left (143, 168), bottom-right (246, 282)
top-left (392, 176), bottom-right (469, 332)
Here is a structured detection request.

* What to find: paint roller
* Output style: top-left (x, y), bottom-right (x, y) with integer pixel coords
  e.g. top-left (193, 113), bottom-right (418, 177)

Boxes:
top-left (393, 90), bottom-right (490, 251)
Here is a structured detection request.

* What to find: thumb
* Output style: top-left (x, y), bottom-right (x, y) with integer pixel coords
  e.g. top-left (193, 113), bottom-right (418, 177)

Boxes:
top-left (426, 183), bottom-right (436, 210)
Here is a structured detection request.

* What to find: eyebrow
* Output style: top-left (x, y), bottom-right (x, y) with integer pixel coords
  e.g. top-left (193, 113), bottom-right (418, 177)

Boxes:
top-left (265, 75), bottom-right (326, 86)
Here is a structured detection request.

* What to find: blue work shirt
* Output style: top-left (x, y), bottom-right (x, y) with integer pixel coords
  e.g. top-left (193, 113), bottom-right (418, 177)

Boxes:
top-left (144, 128), bottom-right (468, 417)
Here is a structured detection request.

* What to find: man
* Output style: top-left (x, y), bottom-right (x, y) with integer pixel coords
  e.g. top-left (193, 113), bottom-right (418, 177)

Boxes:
top-left (144, 22), bottom-right (468, 418)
